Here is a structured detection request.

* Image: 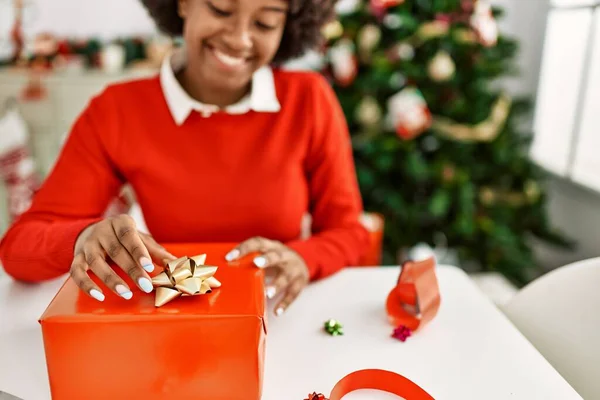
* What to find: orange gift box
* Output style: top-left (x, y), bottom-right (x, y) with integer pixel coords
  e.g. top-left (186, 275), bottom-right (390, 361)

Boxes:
top-left (39, 243), bottom-right (267, 400)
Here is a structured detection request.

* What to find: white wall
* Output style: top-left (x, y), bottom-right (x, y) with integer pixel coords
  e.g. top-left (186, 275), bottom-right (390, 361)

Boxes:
top-left (22, 0), bottom-right (157, 40)
top-left (493, 0), bottom-right (600, 270)
top-left (493, 0), bottom-right (552, 100)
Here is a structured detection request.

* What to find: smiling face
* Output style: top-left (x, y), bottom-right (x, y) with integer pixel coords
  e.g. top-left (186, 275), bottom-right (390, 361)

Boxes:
top-left (178, 0), bottom-right (288, 92)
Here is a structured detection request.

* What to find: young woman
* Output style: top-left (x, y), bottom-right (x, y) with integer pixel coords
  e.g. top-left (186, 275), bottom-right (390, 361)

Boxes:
top-left (0, 0), bottom-right (369, 315)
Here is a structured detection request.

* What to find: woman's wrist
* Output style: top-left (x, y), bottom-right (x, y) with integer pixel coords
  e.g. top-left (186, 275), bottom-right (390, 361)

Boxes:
top-left (74, 221), bottom-right (99, 255)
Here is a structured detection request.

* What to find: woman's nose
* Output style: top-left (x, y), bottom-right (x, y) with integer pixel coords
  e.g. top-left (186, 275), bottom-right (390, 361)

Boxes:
top-left (222, 19), bottom-right (253, 53)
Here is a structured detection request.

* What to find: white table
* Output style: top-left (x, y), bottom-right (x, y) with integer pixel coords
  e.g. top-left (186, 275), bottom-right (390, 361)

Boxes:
top-left (0, 266), bottom-right (582, 400)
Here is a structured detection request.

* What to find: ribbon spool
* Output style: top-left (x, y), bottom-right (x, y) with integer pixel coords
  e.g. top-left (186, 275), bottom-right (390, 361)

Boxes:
top-left (386, 257), bottom-right (441, 331)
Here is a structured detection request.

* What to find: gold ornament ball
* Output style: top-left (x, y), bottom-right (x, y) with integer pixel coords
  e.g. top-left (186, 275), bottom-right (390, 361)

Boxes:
top-left (356, 96), bottom-right (382, 126)
top-left (524, 180), bottom-right (541, 202)
top-left (428, 51), bottom-right (456, 82)
top-left (322, 20), bottom-right (344, 40)
top-left (397, 43), bottom-right (415, 60)
top-left (418, 21), bottom-right (450, 39)
top-left (479, 187), bottom-right (496, 205)
top-left (453, 28), bottom-right (478, 44)
top-left (358, 25), bottom-right (382, 52)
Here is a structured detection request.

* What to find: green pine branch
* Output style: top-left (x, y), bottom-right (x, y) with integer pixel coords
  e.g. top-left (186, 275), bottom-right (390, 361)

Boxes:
top-left (325, 0), bottom-right (573, 283)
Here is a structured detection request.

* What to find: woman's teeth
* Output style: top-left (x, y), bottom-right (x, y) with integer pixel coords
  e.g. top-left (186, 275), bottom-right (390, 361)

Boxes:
top-left (213, 49), bottom-right (245, 67)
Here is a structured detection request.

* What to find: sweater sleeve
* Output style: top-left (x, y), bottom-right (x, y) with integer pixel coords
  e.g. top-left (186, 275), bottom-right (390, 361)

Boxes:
top-left (0, 91), bottom-right (123, 282)
top-left (287, 75), bottom-right (369, 280)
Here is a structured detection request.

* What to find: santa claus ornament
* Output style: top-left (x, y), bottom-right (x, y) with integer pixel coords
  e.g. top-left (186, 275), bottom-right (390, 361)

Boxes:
top-left (428, 51), bottom-right (456, 82)
top-left (471, 0), bottom-right (498, 47)
top-left (388, 88), bottom-right (432, 140)
top-left (328, 38), bottom-right (358, 87)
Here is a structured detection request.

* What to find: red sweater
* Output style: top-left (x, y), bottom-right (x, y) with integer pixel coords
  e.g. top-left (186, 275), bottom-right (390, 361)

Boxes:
top-left (0, 70), bottom-right (369, 282)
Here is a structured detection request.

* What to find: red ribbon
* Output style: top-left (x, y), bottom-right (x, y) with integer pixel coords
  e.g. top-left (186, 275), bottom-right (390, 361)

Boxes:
top-left (320, 369), bottom-right (434, 399)
top-left (386, 257), bottom-right (441, 331)
top-left (305, 259), bottom-right (441, 400)
top-left (306, 369), bottom-right (434, 399)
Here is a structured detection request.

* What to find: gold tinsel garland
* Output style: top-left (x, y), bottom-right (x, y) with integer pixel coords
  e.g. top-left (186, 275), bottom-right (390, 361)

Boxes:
top-left (401, 22), bottom-right (478, 47)
top-left (431, 94), bottom-right (512, 142)
top-left (479, 181), bottom-right (541, 207)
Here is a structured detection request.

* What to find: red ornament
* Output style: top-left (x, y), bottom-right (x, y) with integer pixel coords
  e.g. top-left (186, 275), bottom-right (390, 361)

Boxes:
top-left (435, 14), bottom-right (452, 24)
top-left (56, 40), bottom-right (72, 56)
top-left (392, 325), bottom-right (412, 342)
top-left (370, 0), bottom-right (403, 9)
top-left (370, 0), bottom-right (404, 19)
top-left (305, 393), bottom-right (327, 400)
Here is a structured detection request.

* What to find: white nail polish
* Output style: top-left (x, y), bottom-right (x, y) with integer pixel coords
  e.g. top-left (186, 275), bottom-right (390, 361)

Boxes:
top-left (265, 286), bottom-right (276, 299)
top-left (138, 277), bottom-right (154, 293)
top-left (140, 257), bottom-right (154, 272)
top-left (89, 289), bottom-right (105, 302)
top-left (275, 307), bottom-right (284, 316)
top-left (206, 277), bottom-right (222, 288)
top-left (225, 249), bottom-right (240, 261)
top-left (142, 264), bottom-right (154, 272)
top-left (253, 256), bottom-right (267, 268)
top-left (116, 284), bottom-right (133, 300)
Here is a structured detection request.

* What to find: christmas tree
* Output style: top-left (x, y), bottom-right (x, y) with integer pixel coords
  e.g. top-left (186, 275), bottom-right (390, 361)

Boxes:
top-left (321, 0), bottom-right (572, 284)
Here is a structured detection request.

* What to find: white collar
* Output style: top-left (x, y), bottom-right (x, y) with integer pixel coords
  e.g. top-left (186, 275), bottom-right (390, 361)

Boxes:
top-left (160, 49), bottom-right (281, 125)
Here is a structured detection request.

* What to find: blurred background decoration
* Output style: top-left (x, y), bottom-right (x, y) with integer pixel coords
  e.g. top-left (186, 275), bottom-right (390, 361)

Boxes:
top-left (2, 0), bottom-right (600, 288)
top-left (319, 0), bottom-right (572, 284)
top-left (0, 0), bottom-right (176, 73)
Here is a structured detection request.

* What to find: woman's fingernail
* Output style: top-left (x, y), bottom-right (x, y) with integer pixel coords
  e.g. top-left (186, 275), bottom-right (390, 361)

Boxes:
top-left (275, 307), bottom-right (284, 316)
top-left (116, 284), bottom-right (133, 300)
top-left (89, 289), bottom-right (105, 302)
top-left (140, 257), bottom-right (154, 272)
top-left (225, 249), bottom-right (240, 261)
top-left (206, 277), bottom-right (222, 288)
top-left (253, 256), bottom-right (267, 268)
top-left (138, 277), bottom-right (154, 293)
top-left (265, 286), bottom-right (276, 299)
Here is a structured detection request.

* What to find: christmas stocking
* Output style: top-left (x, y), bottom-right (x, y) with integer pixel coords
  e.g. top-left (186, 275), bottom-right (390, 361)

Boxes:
top-left (0, 101), bottom-right (39, 222)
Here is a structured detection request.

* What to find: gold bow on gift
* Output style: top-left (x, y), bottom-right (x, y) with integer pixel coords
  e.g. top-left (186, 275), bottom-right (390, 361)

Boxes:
top-left (151, 254), bottom-right (221, 307)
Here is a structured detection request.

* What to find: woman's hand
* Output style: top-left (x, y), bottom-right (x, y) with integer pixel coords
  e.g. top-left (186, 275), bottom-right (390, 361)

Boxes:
top-left (71, 214), bottom-right (177, 302)
top-left (226, 237), bottom-right (309, 316)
